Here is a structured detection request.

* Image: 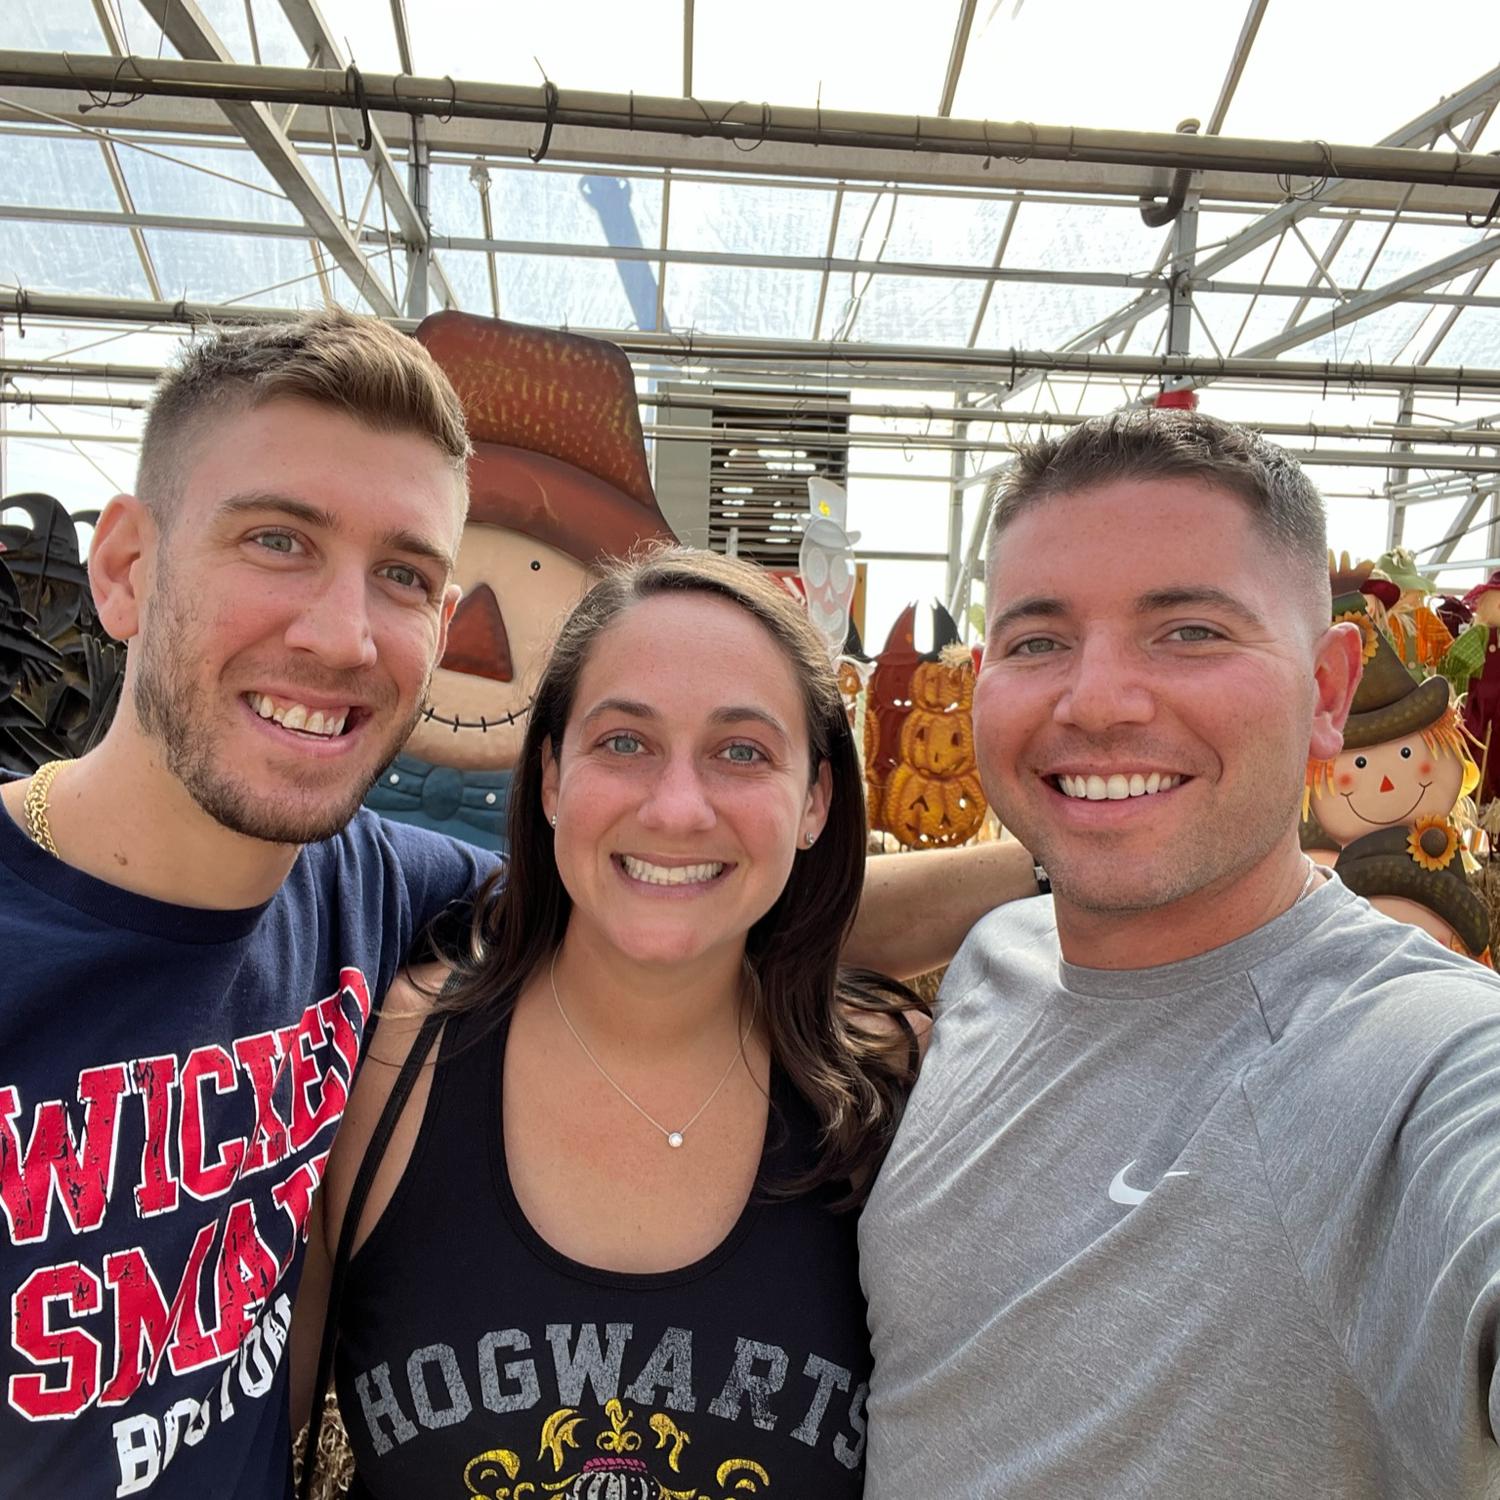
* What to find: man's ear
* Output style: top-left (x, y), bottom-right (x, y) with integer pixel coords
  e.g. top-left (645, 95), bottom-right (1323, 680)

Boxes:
top-left (1309, 620), bottom-right (1364, 762)
top-left (88, 495), bottom-right (151, 643)
top-left (435, 581), bottom-right (462, 663)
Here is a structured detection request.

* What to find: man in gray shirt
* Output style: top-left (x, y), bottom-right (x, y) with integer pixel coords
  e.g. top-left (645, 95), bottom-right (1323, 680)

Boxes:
top-left (860, 410), bottom-right (1500, 1497)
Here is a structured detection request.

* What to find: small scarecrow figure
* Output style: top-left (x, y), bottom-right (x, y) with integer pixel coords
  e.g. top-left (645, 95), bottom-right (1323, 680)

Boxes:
top-left (1366, 546), bottom-right (1453, 676)
top-left (1304, 588), bottom-right (1479, 867)
top-left (1453, 570), bottom-right (1500, 807)
top-left (1335, 824), bottom-right (1492, 967)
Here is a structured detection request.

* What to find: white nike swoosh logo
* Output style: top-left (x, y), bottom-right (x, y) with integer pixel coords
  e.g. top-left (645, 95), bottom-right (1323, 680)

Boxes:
top-left (1109, 1159), bottom-right (1191, 1207)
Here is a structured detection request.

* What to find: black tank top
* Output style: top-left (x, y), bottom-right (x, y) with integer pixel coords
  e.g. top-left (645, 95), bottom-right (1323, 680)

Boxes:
top-left (334, 1009), bottom-right (872, 1498)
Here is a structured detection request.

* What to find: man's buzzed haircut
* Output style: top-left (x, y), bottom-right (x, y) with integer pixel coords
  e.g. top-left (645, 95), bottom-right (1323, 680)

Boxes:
top-left (136, 307), bottom-right (472, 522)
top-left (987, 409), bottom-right (1329, 589)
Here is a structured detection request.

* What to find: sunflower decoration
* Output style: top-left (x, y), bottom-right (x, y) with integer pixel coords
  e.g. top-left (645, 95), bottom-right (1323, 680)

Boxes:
top-left (1408, 815), bottom-right (1460, 872)
top-left (1334, 606), bottom-right (1380, 664)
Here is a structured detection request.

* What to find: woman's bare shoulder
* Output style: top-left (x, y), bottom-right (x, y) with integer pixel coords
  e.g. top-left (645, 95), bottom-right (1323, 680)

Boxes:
top-left (324, 962), bottom-right (451, 1253)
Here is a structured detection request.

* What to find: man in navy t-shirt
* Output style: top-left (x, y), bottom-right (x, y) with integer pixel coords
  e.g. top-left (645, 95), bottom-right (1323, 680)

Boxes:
top-left (0, 311), bottom-right (494, 1499)
top-left (0, 310), bottom-right (1043, 1500)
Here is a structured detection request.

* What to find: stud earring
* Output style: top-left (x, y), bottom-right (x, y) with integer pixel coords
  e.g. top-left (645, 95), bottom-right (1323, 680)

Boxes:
top-left (805, 831), bottom-right (816, 847)
top-left (550, 813), bottom-right (557, 829)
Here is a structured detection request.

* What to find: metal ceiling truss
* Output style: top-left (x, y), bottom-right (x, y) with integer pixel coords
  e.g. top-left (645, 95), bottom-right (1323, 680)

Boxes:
top-left (131, 0), bottom-right (400, 317)
top-left (4, 23), bottom-right (1499, 603)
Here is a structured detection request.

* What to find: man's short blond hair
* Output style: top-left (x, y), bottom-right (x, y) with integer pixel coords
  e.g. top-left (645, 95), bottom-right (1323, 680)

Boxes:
top-left (137, 308), bottom-right (472, 518)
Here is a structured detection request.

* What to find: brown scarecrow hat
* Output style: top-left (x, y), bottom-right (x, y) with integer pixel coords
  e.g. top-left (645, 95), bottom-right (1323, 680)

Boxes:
top-left (1332, 589), bottom-right (1451, 750)
top-left (416, 311), bottom-right (675, 563)
top-left (1334, 823), bottom-right (1490, 958)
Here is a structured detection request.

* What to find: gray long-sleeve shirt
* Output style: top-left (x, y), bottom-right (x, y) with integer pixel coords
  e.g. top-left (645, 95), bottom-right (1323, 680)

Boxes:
top-left (860, 878), bottom-right (1500, 1498)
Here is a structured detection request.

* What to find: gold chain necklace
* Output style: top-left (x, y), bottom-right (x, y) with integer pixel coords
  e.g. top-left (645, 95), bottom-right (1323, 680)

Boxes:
top-left (22, 760), bottom-right (67, 857)
top-left (548, 951), bottom-right (757, 1149)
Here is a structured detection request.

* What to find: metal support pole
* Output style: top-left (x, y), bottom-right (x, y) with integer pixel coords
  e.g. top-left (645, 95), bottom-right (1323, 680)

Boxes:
top-left (1386, 386), bottom-right (1415, 550)
top-left (406, 124), bottom-right (431, 319)
top-left (1164, 190), bottom-right (1198, 376)
top-left (947, 393), bottom-right (970, 611)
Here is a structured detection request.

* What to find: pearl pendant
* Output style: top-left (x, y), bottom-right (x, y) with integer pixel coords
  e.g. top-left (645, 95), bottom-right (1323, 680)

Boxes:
top-left (667, 1131), bottom-right (685, 1149)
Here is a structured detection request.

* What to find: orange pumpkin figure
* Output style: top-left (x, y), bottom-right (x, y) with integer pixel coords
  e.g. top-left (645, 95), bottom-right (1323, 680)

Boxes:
top-left (865, 605), bottom-right (987, 848)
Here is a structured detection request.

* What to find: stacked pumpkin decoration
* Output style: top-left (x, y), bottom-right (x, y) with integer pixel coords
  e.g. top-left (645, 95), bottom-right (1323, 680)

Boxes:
top-left (863, 603), bottom-right (987, 849)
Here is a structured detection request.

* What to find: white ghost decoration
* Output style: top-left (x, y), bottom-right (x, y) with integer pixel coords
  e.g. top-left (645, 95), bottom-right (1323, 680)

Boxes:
top-left (800, 478), bottom-right (860, 659)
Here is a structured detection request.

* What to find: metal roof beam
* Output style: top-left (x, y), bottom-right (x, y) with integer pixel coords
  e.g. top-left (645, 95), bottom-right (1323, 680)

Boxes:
top-left (276, 0), bottom-right (427, 248)
top-left (389, 0), bottom-right (415, 74)
top-left (1237, 232), bottom-right (1500, 361)
top-left (1205, 0), bottom-right (1269, 136)
top-left (938, 0), bottom-right (978, 118)
top-left (4, 50), bottom-right (1500, 191)
top-left (0, 80), bottom-right (1490, 214)
top-left (130, 4), bottom-right (399, 317)
top-left (970, 63), bottom-right (1500, 409)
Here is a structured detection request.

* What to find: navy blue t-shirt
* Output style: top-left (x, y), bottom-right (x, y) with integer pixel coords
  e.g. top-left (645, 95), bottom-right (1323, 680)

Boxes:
top-left (0, 793), bottom-right (496, 1499)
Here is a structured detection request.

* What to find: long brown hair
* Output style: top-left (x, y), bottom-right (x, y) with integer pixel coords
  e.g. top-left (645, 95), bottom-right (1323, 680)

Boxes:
top-left (441, 545), bottom-right (924, 1206)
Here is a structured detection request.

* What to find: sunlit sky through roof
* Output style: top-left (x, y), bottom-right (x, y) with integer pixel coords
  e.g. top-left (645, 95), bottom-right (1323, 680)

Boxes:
top-left (2, 0), bottom-right (1499, 643)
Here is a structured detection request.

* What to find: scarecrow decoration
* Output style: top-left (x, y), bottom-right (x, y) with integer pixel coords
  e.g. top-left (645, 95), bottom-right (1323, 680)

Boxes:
top-left (1303, 578), bottom-right (1488, 958)
top-left (863, 602), bottom-right (987, 849)
top-left (1364, 547), bottom-right (1454, 677)
top-left (364, 312), bottom-right (676, 849)
top-left (1449, 570), bottom-right (1500, 807)
top-left (1335, 825), bottom-right (1492, 967)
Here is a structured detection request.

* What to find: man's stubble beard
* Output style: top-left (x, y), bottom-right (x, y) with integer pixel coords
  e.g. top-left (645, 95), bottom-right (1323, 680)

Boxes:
top-left (133, 560), bottom-right (430, 846)
top-left (1004, 752), bottom-right (1308, 918)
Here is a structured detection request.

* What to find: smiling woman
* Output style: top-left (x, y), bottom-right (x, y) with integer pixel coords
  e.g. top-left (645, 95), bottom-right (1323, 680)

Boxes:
top-left (292, 546), bottom-right (929, 1500)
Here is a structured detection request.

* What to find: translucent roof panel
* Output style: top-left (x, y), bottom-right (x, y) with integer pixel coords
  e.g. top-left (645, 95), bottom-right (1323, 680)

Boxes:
top-left (430, 165), bottom-right (665, 251)
top-left (979, 284), bottom-right (1145, 352)
top-left (442, 250), bottom-right (642, 330)
top-left (845, 274), bottom-right (986, 346)
top-left (1002, 202), bottom-right (1167, 278)
top-left (1223, 0), bottom-right (1500, 143)
top-left (1359, 221), bottom-right (1488, 289)
top-left (833, 191), bottom-right (1012, 269)
top-left (0, 220), bottom-right (151, 300)
top-left (669, 179), bottom-right (836, 259)
top-left (666, 264), bottom-right (823, 340)
top-left (144, 229), bottom-right (388, 313)
top-left (1194, 292), bottom-right (1310, 357)
top-left (407, 0), bottom-right (682, 95)
top-left (951, 0), bottom-right (1246, 131)
top-left (306, 0), bottom-right (404, 74)
top-left (1428, 305), bottom-right (1500, 365)
top-left (119, 141), bottom-right (302, 225)
top-left (4, 133), bottom-right (122, 213)
top-left (1, 320), bottom-right (190, 369)
top-left (1297, 300), bottom-right (1450, 366)
top-left (1, 0), bottom-right (104, 51)
top-left (694, 0), bottom-right (962, 115)
top-left (301, 153), bottom-right (379, 229)
top-left (193, 0), bottom-right (306, 67)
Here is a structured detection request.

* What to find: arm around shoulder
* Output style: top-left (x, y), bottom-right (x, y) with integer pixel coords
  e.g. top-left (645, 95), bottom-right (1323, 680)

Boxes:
top-left (843, 838), bottom-right (1040, 979)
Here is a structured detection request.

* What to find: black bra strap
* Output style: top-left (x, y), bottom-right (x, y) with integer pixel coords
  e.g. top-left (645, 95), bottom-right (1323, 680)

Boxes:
top-left (296, 989), bottom-right (452, 1498)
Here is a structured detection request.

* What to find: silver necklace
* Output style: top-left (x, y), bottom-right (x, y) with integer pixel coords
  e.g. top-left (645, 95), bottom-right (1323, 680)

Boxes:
top-left (1298, 854), bottom-right (1323, 902)
top-left (548, 952), bottom-right (757, 1149)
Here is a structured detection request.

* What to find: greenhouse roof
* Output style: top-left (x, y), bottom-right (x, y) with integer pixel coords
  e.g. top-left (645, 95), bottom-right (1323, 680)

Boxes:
top-left (3, 0), bottom-right (1500, 632)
